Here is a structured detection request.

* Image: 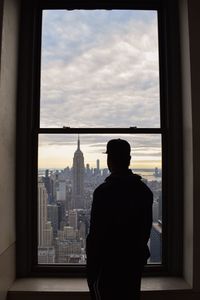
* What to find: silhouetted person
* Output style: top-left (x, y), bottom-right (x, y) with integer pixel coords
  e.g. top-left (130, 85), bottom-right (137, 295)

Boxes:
top-left (86, 139), bottom-right (153, 300)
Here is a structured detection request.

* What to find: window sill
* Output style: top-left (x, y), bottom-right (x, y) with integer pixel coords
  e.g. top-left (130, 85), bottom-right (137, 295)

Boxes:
top-left (7, 277), bottom-right (198, 300)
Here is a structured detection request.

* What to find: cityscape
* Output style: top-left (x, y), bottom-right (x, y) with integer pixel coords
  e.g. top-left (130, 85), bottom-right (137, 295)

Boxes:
top-left (38, 137), bottom-right (162, 264)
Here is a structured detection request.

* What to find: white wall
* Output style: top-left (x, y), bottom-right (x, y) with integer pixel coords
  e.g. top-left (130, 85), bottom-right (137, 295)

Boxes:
top-left (0, 0), bottom-right (20, 299)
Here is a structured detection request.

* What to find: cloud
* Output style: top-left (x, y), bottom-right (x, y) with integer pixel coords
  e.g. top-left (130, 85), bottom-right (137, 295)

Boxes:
top-left (39, 133), bottom-right (161, 159)
top-left (40, 10), bottom-right (160, 128)
top-left (38, 10), bottom-right (162, 169)
top-left (38, 133), bottom-right (161, 169)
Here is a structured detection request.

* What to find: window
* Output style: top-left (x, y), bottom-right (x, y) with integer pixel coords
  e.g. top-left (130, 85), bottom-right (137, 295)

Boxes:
top-left (38, 134), bottom-right (162, 265)
top-left (17, 0), bottom-right (182, 277)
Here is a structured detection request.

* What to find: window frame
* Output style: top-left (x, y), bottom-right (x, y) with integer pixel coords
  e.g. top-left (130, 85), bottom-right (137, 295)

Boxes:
top-left (16, 0), bottom-right (183, 277)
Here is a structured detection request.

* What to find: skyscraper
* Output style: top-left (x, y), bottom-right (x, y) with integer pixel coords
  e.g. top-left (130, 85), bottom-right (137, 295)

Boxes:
top-left (72, 137), bottom-right (85, 209)
top-left (97, 159), bottom-right (100, 171)
top-left (69, 210), bottom-right (78, 230)
top-left (47, 204), bottom-right (58, 236)
top-left (38, 178), bottom-right (53, 247)
top-left (38, 178), bottom-right (48, 247)
top-left (149, 222), bottom-right (162, 263)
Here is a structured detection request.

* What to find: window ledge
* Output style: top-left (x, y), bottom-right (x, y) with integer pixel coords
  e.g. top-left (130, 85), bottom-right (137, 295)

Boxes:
top-left (7, 277), bottom-right (197, 300)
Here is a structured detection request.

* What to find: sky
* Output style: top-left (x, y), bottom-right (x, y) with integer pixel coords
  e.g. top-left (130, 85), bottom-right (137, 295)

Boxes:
top-left (39, 10), bottom-right (161, 169)
top-left (38, 133), bottom-right (161, 169)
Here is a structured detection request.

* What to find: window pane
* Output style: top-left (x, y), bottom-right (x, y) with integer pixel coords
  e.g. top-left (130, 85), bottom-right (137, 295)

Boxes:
top-left (40, 10), bottom-right (160, 128)
top-left (38, 134), bottom-right (162, 264)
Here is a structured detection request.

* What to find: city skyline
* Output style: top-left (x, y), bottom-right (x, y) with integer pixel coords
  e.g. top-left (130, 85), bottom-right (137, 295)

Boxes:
top-left (38, 136), bottom-right (162, 264)
top-left (39, 10), bottom-right (161, 169)
top-left (38, 134), bottom-right (162, 169)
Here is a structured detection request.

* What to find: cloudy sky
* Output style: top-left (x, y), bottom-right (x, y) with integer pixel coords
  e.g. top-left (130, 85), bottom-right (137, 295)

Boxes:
top-left (39, 9), bottom-right (161, 169)
top-left (38, 133), bottom-right (161, 169)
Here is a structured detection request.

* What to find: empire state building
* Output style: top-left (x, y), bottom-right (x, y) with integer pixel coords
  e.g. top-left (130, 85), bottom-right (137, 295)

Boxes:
top-left (72, 137), bottom-right (85, 209)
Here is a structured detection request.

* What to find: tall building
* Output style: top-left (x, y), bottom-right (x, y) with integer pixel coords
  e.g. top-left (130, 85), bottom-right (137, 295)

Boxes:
top-left (97, 159), bottom-right (100, 171)
top-left (153, 200), bottom-right (159, 222)
top-left (150, 222), bottom-right (162, 263)
top-left (57, 180), bottom-right (67, 201)
top-left (38, 178), bottom-right (53, 247)
top-left (72, 137), bottom-right (85, 209)
top-left (47, 204), bottom-right (58, 236)
top-left (38, 178), bottom-right (48, 247)
top-left (68, 210), bottom-right (78, 230)
top-left (57, 201), bottom-right (66, 230)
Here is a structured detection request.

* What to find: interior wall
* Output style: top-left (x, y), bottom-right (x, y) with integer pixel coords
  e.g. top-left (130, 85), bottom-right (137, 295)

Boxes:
top-left (180, 0), bottom-right (200, 290)
top-left (0, 0), bottom-right (20, 299)
top-left (179, 0), bottom-right (193, 287)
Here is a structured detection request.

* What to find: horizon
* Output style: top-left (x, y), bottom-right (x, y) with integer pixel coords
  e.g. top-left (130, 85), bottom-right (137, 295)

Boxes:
top-left (38, 166), bottom-right (162, 172)
top-left (38, 10), bottom-right (161, 169)
top-left (38, 134), bottom-right (162, 169)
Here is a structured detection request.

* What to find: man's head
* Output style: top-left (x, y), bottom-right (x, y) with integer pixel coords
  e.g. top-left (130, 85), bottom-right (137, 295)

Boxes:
top-left (105, 139), bottom-right (131, 173)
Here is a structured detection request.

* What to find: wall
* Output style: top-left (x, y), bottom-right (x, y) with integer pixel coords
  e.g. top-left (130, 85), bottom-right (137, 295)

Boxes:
top-left (179, 0), bottom-right (193, 286)
top-left (0, 0), bottom-right (20, 299)
top-left (180, 0), bottom-right (200, 291)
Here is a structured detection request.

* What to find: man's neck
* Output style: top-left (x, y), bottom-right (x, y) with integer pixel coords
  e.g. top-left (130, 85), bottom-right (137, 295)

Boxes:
top-left (111, 168), bottom-right (130, 176)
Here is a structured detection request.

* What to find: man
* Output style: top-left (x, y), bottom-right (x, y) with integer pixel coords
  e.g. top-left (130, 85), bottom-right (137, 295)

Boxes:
top-left (86, 139), bottom-right (153, 300)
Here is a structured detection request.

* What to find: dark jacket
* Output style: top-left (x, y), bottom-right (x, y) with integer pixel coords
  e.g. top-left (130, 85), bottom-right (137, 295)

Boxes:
top-left (86, 169), bottom-right (153, 292)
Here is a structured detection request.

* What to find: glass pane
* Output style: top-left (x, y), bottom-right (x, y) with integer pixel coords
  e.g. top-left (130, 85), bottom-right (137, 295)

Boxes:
top-left (38, 134), bottom-right (162, 264)
top-left (40, 10), bottom-right (160, 128)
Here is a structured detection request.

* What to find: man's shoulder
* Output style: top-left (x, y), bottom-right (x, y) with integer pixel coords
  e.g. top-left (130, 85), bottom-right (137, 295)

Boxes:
top-left (138, 178), bottom-right (153, 193)
top-left (93, 171), bottom-right (153, 204)
top-left (125, 172), bottom-right (153, 204)
top-left (94, 181), bottom-right (110, 196)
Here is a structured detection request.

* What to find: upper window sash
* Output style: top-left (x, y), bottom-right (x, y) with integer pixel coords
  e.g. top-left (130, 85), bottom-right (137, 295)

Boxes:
top-left (34, 3), bottom-right (163, 133)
